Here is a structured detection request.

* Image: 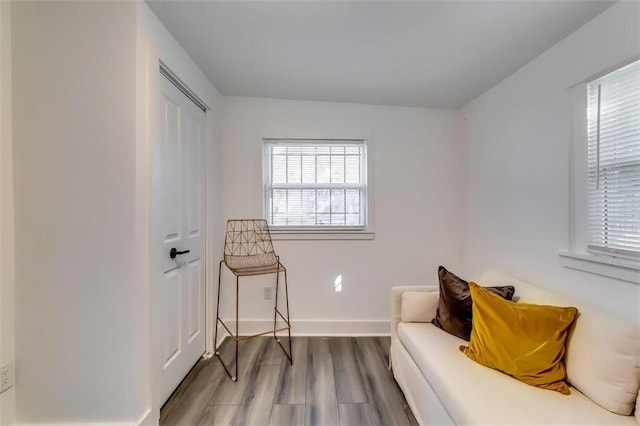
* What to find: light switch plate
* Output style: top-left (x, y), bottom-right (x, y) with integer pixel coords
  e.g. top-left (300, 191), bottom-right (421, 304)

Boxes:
top-left (264, 285), bottom-right (273, 300)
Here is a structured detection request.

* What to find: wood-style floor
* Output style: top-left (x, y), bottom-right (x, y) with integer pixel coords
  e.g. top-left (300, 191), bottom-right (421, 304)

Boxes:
top-left (160, 336), bottom-right (417, 426)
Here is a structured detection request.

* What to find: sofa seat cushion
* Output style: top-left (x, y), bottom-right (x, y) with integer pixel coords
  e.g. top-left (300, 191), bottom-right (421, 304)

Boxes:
top-left (397, 322), bottom-right (636, 425)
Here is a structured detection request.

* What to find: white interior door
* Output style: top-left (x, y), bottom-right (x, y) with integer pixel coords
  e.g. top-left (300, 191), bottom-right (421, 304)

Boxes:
top-left (154, 74), bottom-right (206, 404)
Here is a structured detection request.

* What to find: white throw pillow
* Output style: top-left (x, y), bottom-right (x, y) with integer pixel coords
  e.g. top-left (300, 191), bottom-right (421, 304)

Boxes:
top-left (401, 291), bottom-right (439, 323)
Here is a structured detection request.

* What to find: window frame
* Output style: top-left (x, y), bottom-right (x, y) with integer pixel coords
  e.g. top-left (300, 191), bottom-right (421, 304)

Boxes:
top-left (262, 138), bottom-right (375, 240)
top-left (562, 59), bottom-right (640, 283)
top-left (585, 62), bottom-right (640, 260)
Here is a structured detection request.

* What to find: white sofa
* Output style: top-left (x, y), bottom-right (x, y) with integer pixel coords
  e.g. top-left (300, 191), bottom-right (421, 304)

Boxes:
top-left (390, 270), bottom-right (640, 425)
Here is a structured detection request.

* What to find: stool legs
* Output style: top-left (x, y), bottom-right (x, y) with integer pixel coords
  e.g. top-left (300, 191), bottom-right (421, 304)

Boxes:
top-left (213, 261), bottom-right (223, 353)
top-left (273, 266), bottom-right (293, 365)
top-left (273, 267), bottom-right (279, 340)
top-left (284, 268), bottom-right (292, 361)
top-left (214, 262), bottom-right (292, 382)
top-left (214, 261), bottom-right (238, 381)
top-left (234, 274), bottom-right (239, 381)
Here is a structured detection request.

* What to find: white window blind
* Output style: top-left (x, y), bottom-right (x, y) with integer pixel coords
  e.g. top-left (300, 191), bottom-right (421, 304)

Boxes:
top-left (587, 60), bottom-right (640, 258)
top-left (263, 139), bottom-right (367, 228)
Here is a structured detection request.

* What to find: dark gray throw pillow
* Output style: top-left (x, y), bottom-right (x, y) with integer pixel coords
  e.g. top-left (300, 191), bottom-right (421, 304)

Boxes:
top-left (432, 266), bottom-right (515, 341)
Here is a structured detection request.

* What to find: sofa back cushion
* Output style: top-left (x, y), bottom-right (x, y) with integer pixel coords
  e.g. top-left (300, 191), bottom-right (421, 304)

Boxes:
top-left (479, 270), bottom-right (640, 416)
top-left (564, 304), bottom-right (640, 416)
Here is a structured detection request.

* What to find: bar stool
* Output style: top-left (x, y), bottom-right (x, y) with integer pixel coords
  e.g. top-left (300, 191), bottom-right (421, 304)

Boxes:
top-left (213, 219), bottom-right (292, 381)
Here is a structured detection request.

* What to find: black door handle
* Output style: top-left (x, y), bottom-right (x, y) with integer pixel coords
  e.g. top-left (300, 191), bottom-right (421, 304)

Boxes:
top-left (170, 248), bottom-right (190, 259)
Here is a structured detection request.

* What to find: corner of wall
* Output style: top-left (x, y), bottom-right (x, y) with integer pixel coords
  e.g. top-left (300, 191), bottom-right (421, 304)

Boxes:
top-left (454, 107), bottom-right (470, 274)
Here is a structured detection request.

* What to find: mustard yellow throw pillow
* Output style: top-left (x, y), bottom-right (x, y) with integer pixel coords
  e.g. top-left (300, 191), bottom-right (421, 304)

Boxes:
top-left (460, 282), bottom-right (578, 395)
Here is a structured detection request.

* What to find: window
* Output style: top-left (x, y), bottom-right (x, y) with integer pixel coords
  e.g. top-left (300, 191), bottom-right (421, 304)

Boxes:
top-left (586, 60), bottom-right (640, 259)
top-left (561, 60), bottom-right (639, 282)
top-left (263, 139), bottom-right (367, 230)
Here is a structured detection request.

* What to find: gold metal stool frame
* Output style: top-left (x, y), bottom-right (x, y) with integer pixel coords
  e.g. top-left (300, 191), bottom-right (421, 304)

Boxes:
top-left (213, 219), bottom-right (292, 381)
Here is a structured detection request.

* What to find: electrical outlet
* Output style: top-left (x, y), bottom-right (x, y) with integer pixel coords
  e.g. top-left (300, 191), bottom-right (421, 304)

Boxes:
top-left (0, 363), bottom-right (14, 393)
top-left (263, 285), bottom-right (273, 300)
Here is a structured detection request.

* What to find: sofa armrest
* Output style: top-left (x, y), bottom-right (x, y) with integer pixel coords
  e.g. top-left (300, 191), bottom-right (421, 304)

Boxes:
top-left (391, 285), bottom-right (439, 342)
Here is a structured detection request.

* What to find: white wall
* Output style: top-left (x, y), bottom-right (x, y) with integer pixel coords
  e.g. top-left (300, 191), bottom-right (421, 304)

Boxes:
top-left (460, 2), bottom-right (640, 319)
top-left (11, 2), bottom-right (223, 424)
top-left (12, 2), bottom-right (145, 423)
top-left (0, 0), bottom-right (15, 424)
top-left (221, 97), bottom-right (462, 333)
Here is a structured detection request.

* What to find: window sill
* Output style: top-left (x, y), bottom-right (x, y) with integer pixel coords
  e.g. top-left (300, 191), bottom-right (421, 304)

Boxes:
top-left (270, 230), bottom-right (375, 241)
top-left (558, 250), bottom-right (640, 284)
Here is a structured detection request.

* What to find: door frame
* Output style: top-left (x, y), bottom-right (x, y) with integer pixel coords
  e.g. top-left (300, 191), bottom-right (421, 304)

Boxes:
top-left (155, 62), bottom-right (213, 359)
top-left (156, 66), bottom-right (209, 404)
top-left (140, 40), bottom-right (217, 420)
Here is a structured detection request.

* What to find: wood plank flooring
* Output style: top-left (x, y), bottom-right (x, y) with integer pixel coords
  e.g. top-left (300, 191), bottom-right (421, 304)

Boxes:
top-left (160, 336), bottom-right (417, 426)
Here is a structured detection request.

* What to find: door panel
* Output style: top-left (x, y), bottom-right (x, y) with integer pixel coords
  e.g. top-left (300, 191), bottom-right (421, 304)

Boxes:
top-left (163, 267), bottom-right (180, 368)
top-left (184, 110), bottom-right (202, 238)
top-left (188, 259), bottom-right (202, 343)
top-left (155, 75), bottom-right (206, 404)
top-left (162, 98), bottom-right (182, 242)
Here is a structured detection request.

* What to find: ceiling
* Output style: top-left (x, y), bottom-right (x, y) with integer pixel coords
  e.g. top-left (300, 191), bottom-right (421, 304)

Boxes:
top-left (147, 1), bottom-right (613, 108)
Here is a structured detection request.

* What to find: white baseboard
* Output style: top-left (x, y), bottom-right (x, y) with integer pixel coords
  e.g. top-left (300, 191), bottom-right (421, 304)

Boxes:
top-left (20, 423), bottom-right (141, 426)
top-left (215, 323), bottom-right (229, 348)
top-left (19, 408), bottom-right (155, 426)
top-left (20, 423), bottom-right (143, 426)
top-left (216, 319), bottom-right (390, 337)
top-left (137, 408), bottom-right (155, 426)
